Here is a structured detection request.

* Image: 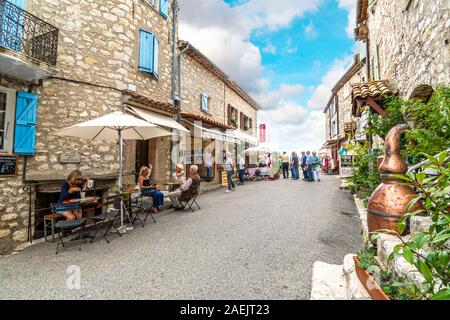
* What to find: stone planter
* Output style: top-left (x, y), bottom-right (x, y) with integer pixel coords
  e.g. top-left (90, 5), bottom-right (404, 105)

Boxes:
top-left (353, 256), bottom-right (390, 300)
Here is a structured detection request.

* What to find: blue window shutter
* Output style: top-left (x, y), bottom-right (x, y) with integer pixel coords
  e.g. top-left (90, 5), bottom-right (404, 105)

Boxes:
top-left (14, 91), bottom-right (38, 155)
top-left (153, 36), bottom-right (159, 76)
top-left (160, 0), bottom-right (169, 19)
top-left (138, 30), bottom-right (154, 74)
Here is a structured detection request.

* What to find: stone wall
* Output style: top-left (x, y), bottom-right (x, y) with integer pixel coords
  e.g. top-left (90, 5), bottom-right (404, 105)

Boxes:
top-left (367, 0), bottom-right (450, 98)
top-left (224, 85), bottom-right (258, 135)
top-left (181, 54), bottom-right (227, 124)
top-left (30, 0), bottom-right (176, 103)
top-left (335, 65), bottom-right (367, 141)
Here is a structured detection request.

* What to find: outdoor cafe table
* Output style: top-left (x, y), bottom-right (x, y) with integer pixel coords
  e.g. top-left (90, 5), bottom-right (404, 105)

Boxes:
top-left (63, 196), bottom-right (100, 239)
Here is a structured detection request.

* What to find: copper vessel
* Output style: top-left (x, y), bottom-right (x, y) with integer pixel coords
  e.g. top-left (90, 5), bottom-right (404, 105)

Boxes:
top-left (367, 124), bottom-right (422, 234)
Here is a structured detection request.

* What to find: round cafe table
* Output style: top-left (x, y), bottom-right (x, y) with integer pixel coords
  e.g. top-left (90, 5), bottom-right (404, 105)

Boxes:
top-left (63, 196), bottom-right (100, 240)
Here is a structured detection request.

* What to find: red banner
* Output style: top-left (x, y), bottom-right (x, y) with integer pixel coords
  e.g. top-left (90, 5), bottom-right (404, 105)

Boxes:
top-left (259, 124), bottom-right (266, 143)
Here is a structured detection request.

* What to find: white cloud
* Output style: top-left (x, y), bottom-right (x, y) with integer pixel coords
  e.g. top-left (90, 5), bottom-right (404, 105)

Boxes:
top-left (255, 83), bottom-right (305, 110)
top-left (337, 0), bottom-right (358, 38)
top-left (306, 55), bottom-right (354, 110)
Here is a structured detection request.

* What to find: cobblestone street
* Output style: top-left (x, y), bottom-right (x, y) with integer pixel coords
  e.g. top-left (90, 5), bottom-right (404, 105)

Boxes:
top-left (0, 175), bottom-right (361, 300)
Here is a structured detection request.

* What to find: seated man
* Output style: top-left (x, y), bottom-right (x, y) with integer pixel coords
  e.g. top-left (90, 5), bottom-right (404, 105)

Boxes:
top-left (168, 165), bottom-right (200, 211)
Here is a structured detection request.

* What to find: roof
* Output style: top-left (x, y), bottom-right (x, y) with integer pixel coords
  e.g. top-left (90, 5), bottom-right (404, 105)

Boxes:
top-left (323, 54), bottom-right (365, 113)
top-left (351, 80), bottom-right (395, 116)
top-left (181, 112), bottom-right (235, 130)
top-left (179, 40), bottom-right (260, 110)
top-left (124, 91), bottom-right (178, 114)
top-left (351, 80), bottom-right (394, 100)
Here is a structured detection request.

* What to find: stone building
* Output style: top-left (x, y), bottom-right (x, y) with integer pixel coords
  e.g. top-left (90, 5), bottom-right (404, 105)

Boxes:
top-left (0, 0), bottom-right (181, 254)
top-left (323, 54), bottom-right (367, 176)
top-left (178, 41), bottom-right (259, 184)
top-left (353, 0), bottom-right (449, 107)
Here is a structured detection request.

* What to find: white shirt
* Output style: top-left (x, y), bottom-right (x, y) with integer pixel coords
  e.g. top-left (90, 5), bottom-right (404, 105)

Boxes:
top-left (224, 157), bottom-right (234, 171)
top-left (238, 156), bottom-right (245, 170)
top-left (204, 152), bottom-right (213, 167)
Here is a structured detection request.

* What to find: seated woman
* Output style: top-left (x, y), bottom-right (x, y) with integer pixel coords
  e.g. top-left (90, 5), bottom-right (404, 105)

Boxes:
top-left (172, 163), bottom-right (186, 185)
top-left (56, 170), bottom-right (85, 221)
top-left (138, 164), bottom-right (164, 213)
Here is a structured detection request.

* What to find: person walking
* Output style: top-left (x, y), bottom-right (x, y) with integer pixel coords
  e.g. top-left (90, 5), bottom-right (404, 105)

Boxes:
top-left (224, 152), bottom-right (236, 193)
top-left (301, 151), bottom-right (308, 181)
top-left (281, 151), bottom-right (290, 179)
top-left (238, 153), bottom-right (246, 185)
top-left (306, 151), bottom-right (314, 182)
top-left (311, 151), bottom-right (321, 182)
top-left (204, 149), bottom-right (213, 182)
top-left (291, 152), bottom-right (300, 180)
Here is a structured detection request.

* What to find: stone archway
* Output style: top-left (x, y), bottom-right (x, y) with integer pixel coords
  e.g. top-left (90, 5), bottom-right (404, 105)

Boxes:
top-left (408, 84), bottom-right (434, 102)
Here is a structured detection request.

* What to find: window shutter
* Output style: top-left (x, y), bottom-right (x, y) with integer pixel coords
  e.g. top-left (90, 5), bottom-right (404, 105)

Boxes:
top-left (153, 36), bottom-right (159, 76)
top-left (160, 0), bottom-right (169, 18)
top-left (14, 91), bottom-right (38, 155)
top-left (138, 30), bottom-right (154, 74)
top-left (201, 94), bottom-right (208, 112)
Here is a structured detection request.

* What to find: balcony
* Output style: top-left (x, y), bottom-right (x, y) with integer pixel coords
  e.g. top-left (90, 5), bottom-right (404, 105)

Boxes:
top-left (344, 121), bottom-right (357, 133)
top-left (0, 0), bottom-right (58, 81)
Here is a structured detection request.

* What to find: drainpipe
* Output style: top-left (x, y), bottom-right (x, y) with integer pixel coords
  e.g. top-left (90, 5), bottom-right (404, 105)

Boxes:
top-left (171, 0), bottom-right (178, 104)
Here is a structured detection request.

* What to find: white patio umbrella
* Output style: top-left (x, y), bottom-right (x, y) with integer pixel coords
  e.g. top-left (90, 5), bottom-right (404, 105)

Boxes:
top-left (53, 110), bottom-right (172, 233)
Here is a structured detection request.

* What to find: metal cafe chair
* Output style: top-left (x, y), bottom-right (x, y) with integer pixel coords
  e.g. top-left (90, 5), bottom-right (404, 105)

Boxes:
top-left (131, 193), bottom-right (156, 226)
top-left (90, 195), bottom-right (123, 244)
top-left (180, 184), bottom-right (201, 213)
top-left (51, 204), bottom-right (87, 254)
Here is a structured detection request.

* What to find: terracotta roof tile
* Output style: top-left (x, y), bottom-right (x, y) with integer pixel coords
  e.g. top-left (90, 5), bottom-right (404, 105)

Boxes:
top-left (181, 112), bottom-right (235, 130)
top-left (124, 91), bottom-right (178, 114)
top-left (351, 80), bottom-right (394, 100)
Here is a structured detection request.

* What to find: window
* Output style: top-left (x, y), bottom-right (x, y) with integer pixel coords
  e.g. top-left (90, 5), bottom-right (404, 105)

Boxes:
top-left (146, 0), bottom-right (169, 18)
top-left (200, 93), bottom-right (209, 112)
top-left (138, 30), bottom-right (159, 77)
top-left (159, 0), bottom-right (169, 18)
top-left (0, 87), bottom-right (16, 154)
top-left (331, 121), bottom-right (337, 138)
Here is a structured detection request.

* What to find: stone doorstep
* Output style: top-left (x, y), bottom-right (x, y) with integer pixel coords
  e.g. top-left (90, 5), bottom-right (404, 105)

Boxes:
top-left (310, 261), bottom-right (347, 300)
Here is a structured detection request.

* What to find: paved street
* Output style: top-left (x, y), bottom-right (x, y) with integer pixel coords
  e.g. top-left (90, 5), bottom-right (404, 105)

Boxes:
top-left (0, 175), bottom-right (361, 300)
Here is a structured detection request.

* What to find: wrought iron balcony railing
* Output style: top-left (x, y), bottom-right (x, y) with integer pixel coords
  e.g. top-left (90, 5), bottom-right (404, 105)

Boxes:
top-left (0, 0), bottom-right (58, 66)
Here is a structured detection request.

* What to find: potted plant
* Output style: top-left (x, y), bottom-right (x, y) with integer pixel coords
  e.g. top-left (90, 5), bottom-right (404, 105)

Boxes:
top-left (354, 247), bottom-right (390, 300)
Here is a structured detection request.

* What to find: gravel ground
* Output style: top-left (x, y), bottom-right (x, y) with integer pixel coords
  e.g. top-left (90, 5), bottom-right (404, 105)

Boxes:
top-left (0, 174), bottom-right (362, 300)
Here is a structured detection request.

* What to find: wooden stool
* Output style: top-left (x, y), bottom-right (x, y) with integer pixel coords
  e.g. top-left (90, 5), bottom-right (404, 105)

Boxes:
top-left (44, 214), bottom-right (62, 242)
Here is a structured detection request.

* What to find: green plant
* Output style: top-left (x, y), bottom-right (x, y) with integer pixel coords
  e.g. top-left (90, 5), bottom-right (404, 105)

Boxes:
top-left (383, 150), bottom-right (450, 300)
top-left (402, 86), bottom-right (450, 158)
top-left (229, 118), bottom-right (237, 127)
top-left (357, 245), bottom-right (377, 269)
top-left (368, 95), bottom-right (406, 140)
top-left (349, 142), bottom-right (381, 195)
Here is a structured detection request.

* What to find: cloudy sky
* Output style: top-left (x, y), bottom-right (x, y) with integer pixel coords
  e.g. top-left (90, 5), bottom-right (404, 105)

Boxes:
top-left (179, 0), bottom-right (358, 152)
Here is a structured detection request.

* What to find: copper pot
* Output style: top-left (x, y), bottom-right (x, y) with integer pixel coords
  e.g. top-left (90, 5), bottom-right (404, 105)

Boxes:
top-left (367, 124), bottom-right (422, 234)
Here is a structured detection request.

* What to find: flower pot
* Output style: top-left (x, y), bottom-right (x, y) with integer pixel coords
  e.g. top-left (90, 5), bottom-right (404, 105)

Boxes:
top-left (353, 256), bottom-right (390, 300)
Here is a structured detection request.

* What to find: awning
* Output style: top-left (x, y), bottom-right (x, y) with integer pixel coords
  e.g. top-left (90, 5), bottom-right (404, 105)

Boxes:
top-left (231, 130), bottom-right (258, 145)
top-left (126, 106), bottom-right (190, 133)
top-left (186, 120), bottom-right (240, 143)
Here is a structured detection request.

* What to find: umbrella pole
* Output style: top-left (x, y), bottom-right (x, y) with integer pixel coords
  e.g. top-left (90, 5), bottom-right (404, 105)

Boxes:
top-left (118, 129), bottom-right (133, 233)
top-left (119, 129), bottom-right (124, 230)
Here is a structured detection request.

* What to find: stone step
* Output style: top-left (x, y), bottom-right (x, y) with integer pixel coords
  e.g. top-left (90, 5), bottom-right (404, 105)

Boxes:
top-left (310, 261), bottom-right (346, 300)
